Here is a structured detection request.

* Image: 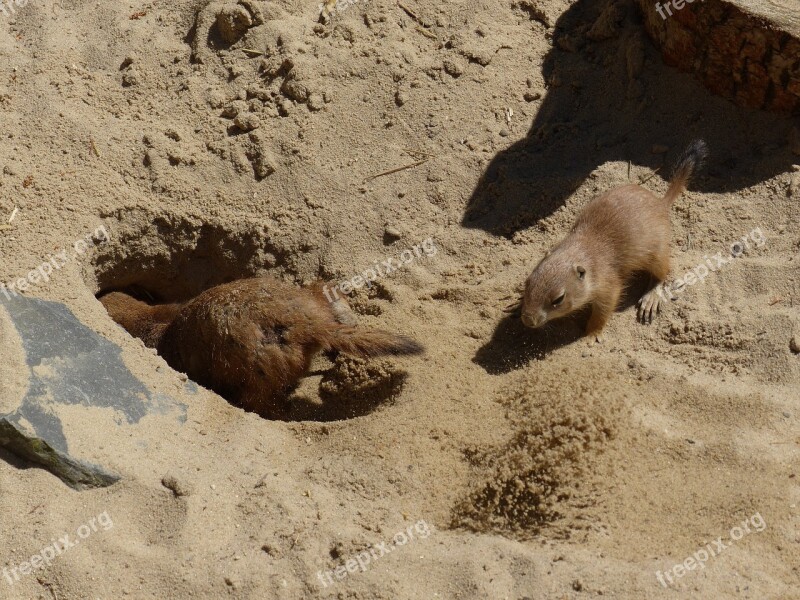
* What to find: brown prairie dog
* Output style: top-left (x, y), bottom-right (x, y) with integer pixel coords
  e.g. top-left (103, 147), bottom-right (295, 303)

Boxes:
top-left (519, 140), bottom-right (708, 342)
top-left (100, 292), bottom-right (182, 349)
top-left (100, 277), bottom-right (424, 417)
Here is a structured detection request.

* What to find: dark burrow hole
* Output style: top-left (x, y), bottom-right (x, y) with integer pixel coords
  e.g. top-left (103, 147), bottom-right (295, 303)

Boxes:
top-left (86, 208), bottom-right (410, 422)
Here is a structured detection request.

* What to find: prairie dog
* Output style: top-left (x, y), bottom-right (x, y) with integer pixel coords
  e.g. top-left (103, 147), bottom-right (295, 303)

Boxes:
top-left (100, 277), bottom-right (423, 417)
top-left (519, 140), bottom-right (708, 342)
top-left (100, 292), bottom-right (181, 348)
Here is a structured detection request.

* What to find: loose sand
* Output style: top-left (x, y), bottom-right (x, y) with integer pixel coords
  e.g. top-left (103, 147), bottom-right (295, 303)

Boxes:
top-left (0, 0), bottom-right (798, 598)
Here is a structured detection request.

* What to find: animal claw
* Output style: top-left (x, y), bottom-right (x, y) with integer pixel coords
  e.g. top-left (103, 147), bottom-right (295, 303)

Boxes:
top-left (637, 287), bottom-right (664, 324)
top-left (585, 332), bottom-right (604, 345)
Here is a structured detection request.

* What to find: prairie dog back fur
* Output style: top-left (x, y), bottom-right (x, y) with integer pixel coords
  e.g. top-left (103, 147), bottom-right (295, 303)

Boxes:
top-left (520, 140), bottom-right (708, 341)
top-left (100, 277), bottom-right (424, 417)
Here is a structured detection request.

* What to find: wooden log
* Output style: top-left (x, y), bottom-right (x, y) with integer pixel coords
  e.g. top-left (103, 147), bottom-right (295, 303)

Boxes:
top-left (635, 0), bottom-right (800, 113)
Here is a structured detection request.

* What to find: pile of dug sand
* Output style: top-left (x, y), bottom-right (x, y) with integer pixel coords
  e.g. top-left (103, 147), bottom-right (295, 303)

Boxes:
top-left (0, 0), bottom-right (797, 598)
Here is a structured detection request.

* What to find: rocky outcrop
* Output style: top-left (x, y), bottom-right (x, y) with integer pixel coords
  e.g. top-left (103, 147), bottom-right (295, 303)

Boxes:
top-left (0, 294), bottom-right (187, 490)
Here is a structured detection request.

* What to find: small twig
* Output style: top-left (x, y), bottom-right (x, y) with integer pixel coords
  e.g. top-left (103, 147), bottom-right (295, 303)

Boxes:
top-left (366, 158), bottom-right (428, 182)
top-left (397, 1), bottom-right (420, 21)
top-left (89, 137), bottom-right (100, 157)
top-left (8, 206), bottom-right (18, 223)
top-left (398, 0), bottom-right (435, 38)
top-left (241, 48), bottom-right (263, 57)
top-left (769, 296), bottom-right (783, 306)
top-left (639, 166), bottom-right (662, 185)
top-left (402, 148), bottom-right (434, 158)
top-left (415, 25), bottom-right (437, 40)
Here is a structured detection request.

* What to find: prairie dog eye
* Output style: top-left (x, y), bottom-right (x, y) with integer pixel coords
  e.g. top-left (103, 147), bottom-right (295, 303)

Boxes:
top-left (552, 293), bottom-right (565, 307)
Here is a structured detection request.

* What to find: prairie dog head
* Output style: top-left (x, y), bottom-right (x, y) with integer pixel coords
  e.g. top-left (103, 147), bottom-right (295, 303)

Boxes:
top-left (520, 251), bottom-right (592, 329)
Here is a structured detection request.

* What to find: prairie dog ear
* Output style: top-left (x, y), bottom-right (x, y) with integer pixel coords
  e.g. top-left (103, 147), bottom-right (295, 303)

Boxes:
top-left (576, 265), bottom-right (586, 280)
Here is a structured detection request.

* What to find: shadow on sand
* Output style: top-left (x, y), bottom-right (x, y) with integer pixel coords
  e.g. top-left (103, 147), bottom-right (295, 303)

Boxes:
top-left (463, 0), bottom-right (798, 238)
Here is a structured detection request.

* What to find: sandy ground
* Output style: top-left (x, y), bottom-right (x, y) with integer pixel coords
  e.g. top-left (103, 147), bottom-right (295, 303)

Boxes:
top-left (0, 0), bottom-right (798, 598)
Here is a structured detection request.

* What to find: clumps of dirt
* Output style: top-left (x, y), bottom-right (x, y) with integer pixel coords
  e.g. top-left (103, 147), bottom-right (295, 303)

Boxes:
top-left (216, 3), bottom-right (258, 44)
top-left (316, 354), bottom-right (408, 419)
top-left (452, 366), bottom-right (626, 539)
top-left (664, 317), bottom-right (749, 351)
top-left (190, 0), bottom-right (264, 62)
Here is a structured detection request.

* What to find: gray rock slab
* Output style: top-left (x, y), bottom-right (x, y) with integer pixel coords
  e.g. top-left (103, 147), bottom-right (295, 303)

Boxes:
top-left (0, 292), bottom-right (187, 490)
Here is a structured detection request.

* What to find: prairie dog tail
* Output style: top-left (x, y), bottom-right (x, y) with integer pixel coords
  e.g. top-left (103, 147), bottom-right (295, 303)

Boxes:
top-left (320, 325), bottom-right (424, 358)
top-left (664, 139), bottom-right (708, 205)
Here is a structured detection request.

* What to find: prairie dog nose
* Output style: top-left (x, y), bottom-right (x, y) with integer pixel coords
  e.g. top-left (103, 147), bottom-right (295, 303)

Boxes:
top-left (521, 312), bottom-right (544, 328)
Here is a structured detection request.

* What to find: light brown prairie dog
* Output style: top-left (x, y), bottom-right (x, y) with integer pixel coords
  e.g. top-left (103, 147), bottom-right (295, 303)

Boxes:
top-left (100, 277), bottom-right (424, 417)
top-left (519, 140), bottom-right (708, 342)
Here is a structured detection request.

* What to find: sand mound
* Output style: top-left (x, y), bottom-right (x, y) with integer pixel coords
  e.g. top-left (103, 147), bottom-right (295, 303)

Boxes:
top-left (453, 367), bottom-right (623, 539)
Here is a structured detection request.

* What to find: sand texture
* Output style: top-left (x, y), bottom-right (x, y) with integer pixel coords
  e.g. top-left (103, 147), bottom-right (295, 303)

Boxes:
top-left (0, 0), bottom-right (798, 598)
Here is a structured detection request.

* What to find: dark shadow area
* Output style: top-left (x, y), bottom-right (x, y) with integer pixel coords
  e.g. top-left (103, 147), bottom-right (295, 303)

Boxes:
top-left (91, 209), bottom-right (284, 302)
top-left (282, 359), bottom-right (408, 422)
top-left (463, 0), bottom-right (799, 237)
top-left (474, 272), bottom-right (654, 373)
top-left (474, 312), bottom-right (585, 374)
top-left (0, 446), bottom-right (33, 472)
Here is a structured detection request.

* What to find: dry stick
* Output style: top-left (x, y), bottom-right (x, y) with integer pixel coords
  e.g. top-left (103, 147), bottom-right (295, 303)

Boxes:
top-left (398, 0), bottom-right (435, 40)
top-left (639, 166), bottom-right (662, 185)
top-left (416, 26), bottom-right (437, 40)
top-left (365, 158), bottom-right (428, 182)
top-left (242, 48), bottom-right (263, 56)
top-left (397, 1), bottom-right (420, 21)
top-left (402, 147), bottom-right (434, 158)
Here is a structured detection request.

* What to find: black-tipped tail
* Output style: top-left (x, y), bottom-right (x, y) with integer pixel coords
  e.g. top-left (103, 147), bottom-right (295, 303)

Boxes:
top-left (664, 139), bottom-right (708, 204)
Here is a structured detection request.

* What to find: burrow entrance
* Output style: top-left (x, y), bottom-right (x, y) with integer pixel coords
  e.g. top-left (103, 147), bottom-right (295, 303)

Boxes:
top-left (86, 208), bottom-right (411, 422)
